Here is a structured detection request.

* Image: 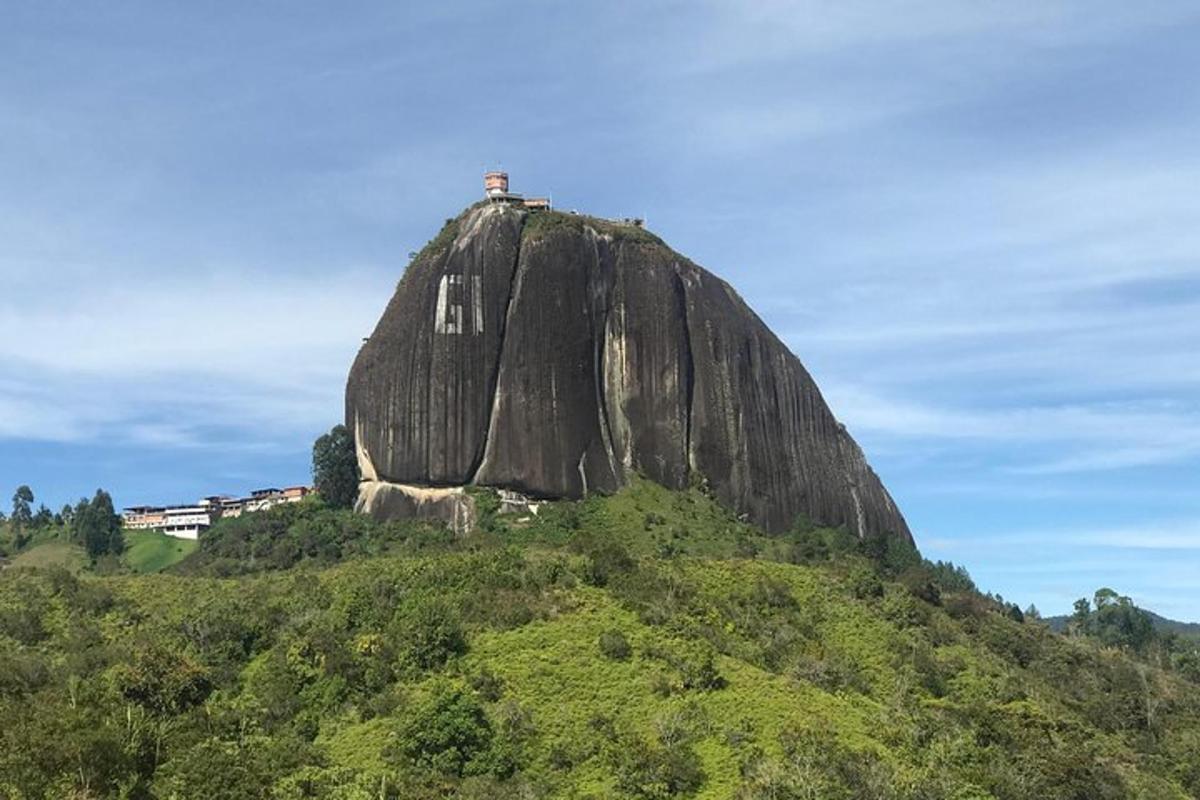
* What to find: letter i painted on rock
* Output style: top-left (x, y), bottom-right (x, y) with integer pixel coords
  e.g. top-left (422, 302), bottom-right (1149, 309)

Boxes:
top-left (434, 274), bottom-right (483, 335)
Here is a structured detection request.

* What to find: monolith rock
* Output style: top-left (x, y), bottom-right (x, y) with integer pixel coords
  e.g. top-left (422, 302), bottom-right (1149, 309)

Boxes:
top-left (347, 201), bottom-right (912, 542)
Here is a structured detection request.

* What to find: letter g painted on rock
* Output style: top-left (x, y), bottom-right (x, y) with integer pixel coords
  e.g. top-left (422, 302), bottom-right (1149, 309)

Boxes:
top-left (434, 274), bottom-right (483, 335)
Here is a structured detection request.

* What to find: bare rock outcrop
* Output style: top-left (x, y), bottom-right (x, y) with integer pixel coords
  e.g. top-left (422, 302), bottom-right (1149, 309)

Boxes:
top-left (347, 204), bottom-right (911, 542)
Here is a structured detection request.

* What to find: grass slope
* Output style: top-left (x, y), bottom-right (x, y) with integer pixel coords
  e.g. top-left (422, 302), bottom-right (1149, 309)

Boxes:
top-left (4, 529), bottom-right (195, 575)
top-left (8, 539), bottom-right (87, 572)
top-left (121, 529), bottom-right (197, 573)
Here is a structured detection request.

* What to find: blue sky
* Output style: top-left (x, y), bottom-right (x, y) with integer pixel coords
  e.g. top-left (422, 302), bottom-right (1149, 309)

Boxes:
top-left (2, 2), bottom-right (1198, 619)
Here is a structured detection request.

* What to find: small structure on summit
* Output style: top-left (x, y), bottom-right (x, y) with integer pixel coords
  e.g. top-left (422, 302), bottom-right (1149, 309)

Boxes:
top-left (483, 171), bottom-right (551, 211)
top-left (483, 170), bottom-right (509, 198)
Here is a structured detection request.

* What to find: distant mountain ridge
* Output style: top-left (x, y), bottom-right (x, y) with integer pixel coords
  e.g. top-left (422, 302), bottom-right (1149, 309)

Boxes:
top-left (1046, 610), bottom-right (1200, 639)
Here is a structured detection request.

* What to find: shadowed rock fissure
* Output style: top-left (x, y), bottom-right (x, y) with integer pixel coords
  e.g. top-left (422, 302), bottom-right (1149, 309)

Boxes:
top-left (674, 267), bottom-right (696, 473)
top-left (589, 233), bottom-right (620, 486)
top-left (465, 212), bottom-right (528, 484)
top-left (422, 247), bottom-right (445, 479)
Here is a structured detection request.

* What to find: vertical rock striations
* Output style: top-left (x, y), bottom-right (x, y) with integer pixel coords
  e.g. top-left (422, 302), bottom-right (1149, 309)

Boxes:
top-left (348, 203), bottom-right (524, 486)
top-left (346, 204), bottom-right (912, 542)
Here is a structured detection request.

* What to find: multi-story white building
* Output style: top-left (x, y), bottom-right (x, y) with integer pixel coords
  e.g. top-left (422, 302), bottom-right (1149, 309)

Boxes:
top-left (123, 486), bottom-right (313, 540)
top-left (160, 507), bottom-right (212, 540)
top-left (122, 506), bottom-right (166, 530)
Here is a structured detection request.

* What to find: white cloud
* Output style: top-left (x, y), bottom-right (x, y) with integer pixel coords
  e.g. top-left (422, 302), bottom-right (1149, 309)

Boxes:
top-left (920, 518), bottom-right (1200, 617)
top-left (1, 265), bottom-right (382, 377)
top-left (822, 383), bottom-right (1200, 474)
top-left (673, 1), bottom-right (1194, 70)
top-left (0, 263), bottom-right (394, 446)
top-left (926, 519), bottom-right (1200, 554)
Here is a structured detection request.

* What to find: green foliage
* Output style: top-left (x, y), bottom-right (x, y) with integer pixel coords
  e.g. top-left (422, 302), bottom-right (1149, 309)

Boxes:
top-left (573, 531), bottom-right (635, 586)
top-left (781, 519), bottom-right (859, 563)
top-left (607, 724), bottom-right (705, 799)
top-left (72, 489), bottom-right (123, 559)
top-left (153, 734), bottom-right (312, 800)
top-left (860, 533), bottom-right (923, 576)
top-left (313, 424), bottom-right (361, 509)
top-left (1071, 587), bottom-right (1159, 654)
top-left (1, 487), bottom-right (1199, 798)
top-left (928, 559), bottom-right (977, 593)
top-left (180, 499), bottom-right (450, 574)
top-left (7, 539), bottom-right (88, 572)
top-left (599, 628), bottom-right (633, 661)
top-left (1175, 648), bottom-right (1200, 683)
top-left (845, 565), bottom-right (884, 601)
top-left (736, 724), bottom-right (899, 800)
top-left (389, 681), bottom-right (493, 777)
top-left (417, 215), bottom-right (461, 261)
top-left (122, 529), bottom-right (197, 573)
top-left (391, 597), bottom-right (467, 672)
top-left (113, 643), bottom-right (213, 715)
top-left (522, 208), bottom-right (665, 246)
top-left (11, 484), bottom-right (34, 529)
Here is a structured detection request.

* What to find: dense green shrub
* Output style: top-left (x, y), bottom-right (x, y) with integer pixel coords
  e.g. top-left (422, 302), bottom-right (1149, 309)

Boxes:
top-left (181, 501), bottom-right (450, 574)
top-left (599, 628), bottom-right (632, 661)
top-left (390, 681), bottom-right (493, 777)
top-left (113, 644), bottom-right (213, 716)
top-left (572, 532), bottom-right (635, 587)
top-left (607, 727), bottom-right (705, 799)
top-left (391, 597), bottom-right (467, 671)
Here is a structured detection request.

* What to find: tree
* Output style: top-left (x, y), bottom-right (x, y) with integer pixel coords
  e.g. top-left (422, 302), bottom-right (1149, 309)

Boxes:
top-left (1071, 597), bottom-right (1092, 635)
top-left (115, 644), bottom-right (213, 716)
top-left (390, 681), bottom-right (493, 777)
top-left (1094, 587), bottom-right (1120, 610)
top-left (312, 424), bottom-right (360, 509)
top-left (73, 498), bottom-right (89, 528)
top-left (75, 490), bottom-right (124, 558)
top-left (11, 486), bottom-right (34, 530)
top-left (1093, 593), bottom-right (1155, 653)
top-left (608, 727), bottom-right (705, 799)
top-left (115, 643), bottom-right (213, 772)
top-left (32, 504), bottom-right (53, 528)
top-left (1072, 588), bottom-right (1158, 654)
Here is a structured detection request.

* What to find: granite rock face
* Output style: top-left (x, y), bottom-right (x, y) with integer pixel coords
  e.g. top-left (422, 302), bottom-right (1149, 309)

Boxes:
top-left (347, 204), bottom-right (911, 542)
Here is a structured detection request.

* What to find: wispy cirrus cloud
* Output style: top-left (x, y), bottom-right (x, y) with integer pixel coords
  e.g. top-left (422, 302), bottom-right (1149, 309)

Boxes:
top-left (925, 519), bottom-right (1200, 554)
top-left (659, 0), bottom-right (1195, 72)
top-left (822, 383), bottom-right (1200, 474)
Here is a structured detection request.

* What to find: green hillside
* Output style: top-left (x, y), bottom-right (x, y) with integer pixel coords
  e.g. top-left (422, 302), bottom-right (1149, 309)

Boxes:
top-left (2, 485), bottom-right (1199, 799)
top-left (2, 528), bottom-right (196, 575)
top-left (122, 529), bottom-right (198, 573)
top-left (8, 539), bottom-right (88, 572)
top-left (1145, 612), bottom-right (1200, 642)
